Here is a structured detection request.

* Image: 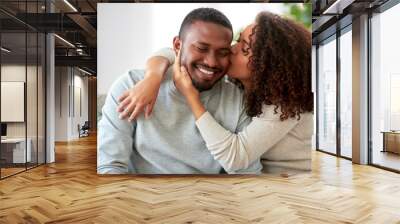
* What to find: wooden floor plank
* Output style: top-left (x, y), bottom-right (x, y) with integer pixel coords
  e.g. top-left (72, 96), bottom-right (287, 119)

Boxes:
top-left (0, 134), bottom-right (399, 223)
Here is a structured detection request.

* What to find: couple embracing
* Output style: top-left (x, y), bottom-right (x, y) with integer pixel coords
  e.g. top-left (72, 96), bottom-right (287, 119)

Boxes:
top-left (98, 7), bottom-right (313, 174)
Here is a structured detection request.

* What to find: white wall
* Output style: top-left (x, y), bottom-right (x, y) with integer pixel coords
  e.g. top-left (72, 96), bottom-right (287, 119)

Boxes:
top-left (55, 67), bottom-right (68, 141)
top-left (72, 73), bottom-right (89, 138)
top-left (97, 3), bottom-right (286, 95)
top-left (1, 65), bottom-right (37, 137)
top-left (75, 73), bottom-right (89, 123)
top-left (54, 67), bottom-right (89, 141)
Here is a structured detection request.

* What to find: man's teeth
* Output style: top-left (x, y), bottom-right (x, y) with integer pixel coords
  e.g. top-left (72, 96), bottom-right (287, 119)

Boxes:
top-left (198, 67), bottom-right (215, 75)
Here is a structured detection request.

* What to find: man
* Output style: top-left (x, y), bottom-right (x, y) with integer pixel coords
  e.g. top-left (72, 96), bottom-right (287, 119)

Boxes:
top-left (98, 8), bottom-right (261, 174)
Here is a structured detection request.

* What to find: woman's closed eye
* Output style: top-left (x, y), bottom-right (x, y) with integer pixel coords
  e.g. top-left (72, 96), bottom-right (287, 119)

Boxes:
top-left (236, 37), bottom-right (250, 55)
top-left (241, 46), bottom-right (250, 56)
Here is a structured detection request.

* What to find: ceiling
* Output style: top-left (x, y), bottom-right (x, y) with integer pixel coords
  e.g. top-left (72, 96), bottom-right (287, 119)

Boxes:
top-left (0, 0), bottom-right (110, 74)
top-left (312, 0), bottom-right (390, 44)
top-left (2, 0), bottom-right (318, 75)
top-left (0, 0), bottom-right (178, 75)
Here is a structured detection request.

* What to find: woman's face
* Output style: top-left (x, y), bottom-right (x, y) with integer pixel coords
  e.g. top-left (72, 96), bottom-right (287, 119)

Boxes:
top-left (227, 24), bottom-right (256, 81)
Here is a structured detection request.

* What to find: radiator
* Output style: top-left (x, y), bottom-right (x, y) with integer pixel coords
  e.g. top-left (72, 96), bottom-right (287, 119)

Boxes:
top-left (382, 132), bottom-right (400, 154)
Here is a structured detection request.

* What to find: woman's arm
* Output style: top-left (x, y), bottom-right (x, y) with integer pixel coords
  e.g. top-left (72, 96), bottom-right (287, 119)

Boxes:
top-left (195, 108), bottom-right (299, 172)
top-left (177, 72), bottom-right (299, 172)
top-left (117, 48), bottom-right (175, 121)
top-left (172, 51), bottom-right (298, 173)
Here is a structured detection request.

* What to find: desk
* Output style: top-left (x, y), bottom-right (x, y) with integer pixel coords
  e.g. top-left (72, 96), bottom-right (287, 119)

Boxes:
top-left (1, 138), bottom-right (31, 163)
top-left (381, 131), bottom-right (400, 154)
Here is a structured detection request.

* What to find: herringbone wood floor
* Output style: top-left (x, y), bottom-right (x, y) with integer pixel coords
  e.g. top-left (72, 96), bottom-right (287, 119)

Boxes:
top-left (1, 134), bottom-right (400, 223)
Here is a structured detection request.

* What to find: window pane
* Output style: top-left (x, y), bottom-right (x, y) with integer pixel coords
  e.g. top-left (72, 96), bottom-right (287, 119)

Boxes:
top-left (340, 29), bottom-right (352, 158)
top-left (27, 31), bottom-right (38, 169)
top-left (318, 36), bottom-right (337, 154)
top-left (1, 31), bottom-right (27, 178)
top-left (371, 4), bottom-right (400, 171)
top-left (38, 32), bottom-right (46, 165)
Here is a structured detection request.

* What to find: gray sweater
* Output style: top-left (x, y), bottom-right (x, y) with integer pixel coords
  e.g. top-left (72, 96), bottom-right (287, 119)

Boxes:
top-left (97, 68), bottom-right (262, 174)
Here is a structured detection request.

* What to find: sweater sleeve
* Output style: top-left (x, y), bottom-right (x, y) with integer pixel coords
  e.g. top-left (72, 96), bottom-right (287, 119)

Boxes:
top-left (150, 47), bottom-right (176, 65)
top-left (97, 72), bottom-right (138, 174)
top-left (195, 107), bottom-right (299, 172)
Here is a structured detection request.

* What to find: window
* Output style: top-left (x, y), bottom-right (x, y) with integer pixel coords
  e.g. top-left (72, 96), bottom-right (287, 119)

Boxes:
top-left (0, 2), bottom-right (47, 179)
top-left (339, 27), bottom-right (352, 158)
top-left (317, 35), bottom-right (337, 154)
top-left (370, 3), bottom-right (400, 171)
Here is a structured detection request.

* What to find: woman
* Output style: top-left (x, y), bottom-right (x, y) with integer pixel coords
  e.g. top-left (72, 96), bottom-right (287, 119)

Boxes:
top-left (117, 11), bottom-right (313, 173)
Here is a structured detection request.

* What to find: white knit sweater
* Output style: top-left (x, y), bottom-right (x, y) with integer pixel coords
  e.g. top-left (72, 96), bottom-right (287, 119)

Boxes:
top-left (195, 105), bottom-right (313, 173)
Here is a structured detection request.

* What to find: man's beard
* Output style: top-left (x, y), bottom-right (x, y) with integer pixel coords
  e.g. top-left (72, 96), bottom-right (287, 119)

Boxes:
top-left (188, 62), bottom-right (224, 92)
top-left (191, 78), bottom-right (211, 92)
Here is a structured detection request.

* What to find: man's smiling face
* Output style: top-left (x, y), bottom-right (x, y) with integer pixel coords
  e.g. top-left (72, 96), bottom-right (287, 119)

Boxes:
top-left (175, 21), bottom-right (232, 91)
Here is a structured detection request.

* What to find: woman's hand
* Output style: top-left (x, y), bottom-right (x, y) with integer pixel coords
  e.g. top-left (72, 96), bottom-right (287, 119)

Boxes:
top-left (117, 74), bottom-right (161, 121)
top-left (173, 49), bottom-right (205, 120)
top-left (173, 50), bottom-right (199, 99)
top-left (117, 55), bottom-right (170, 122)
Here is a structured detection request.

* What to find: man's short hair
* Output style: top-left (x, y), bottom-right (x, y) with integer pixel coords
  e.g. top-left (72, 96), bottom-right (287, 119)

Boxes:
top-left (179, 8), bottom-right (233, 39)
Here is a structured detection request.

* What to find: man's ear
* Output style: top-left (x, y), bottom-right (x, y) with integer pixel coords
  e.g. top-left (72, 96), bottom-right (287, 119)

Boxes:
top-left (173, 36), bottom-right (181, 55)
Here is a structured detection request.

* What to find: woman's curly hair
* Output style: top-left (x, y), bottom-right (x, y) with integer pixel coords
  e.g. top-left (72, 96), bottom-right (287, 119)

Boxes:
top-left (244, 12), bottom-right (313, 120)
